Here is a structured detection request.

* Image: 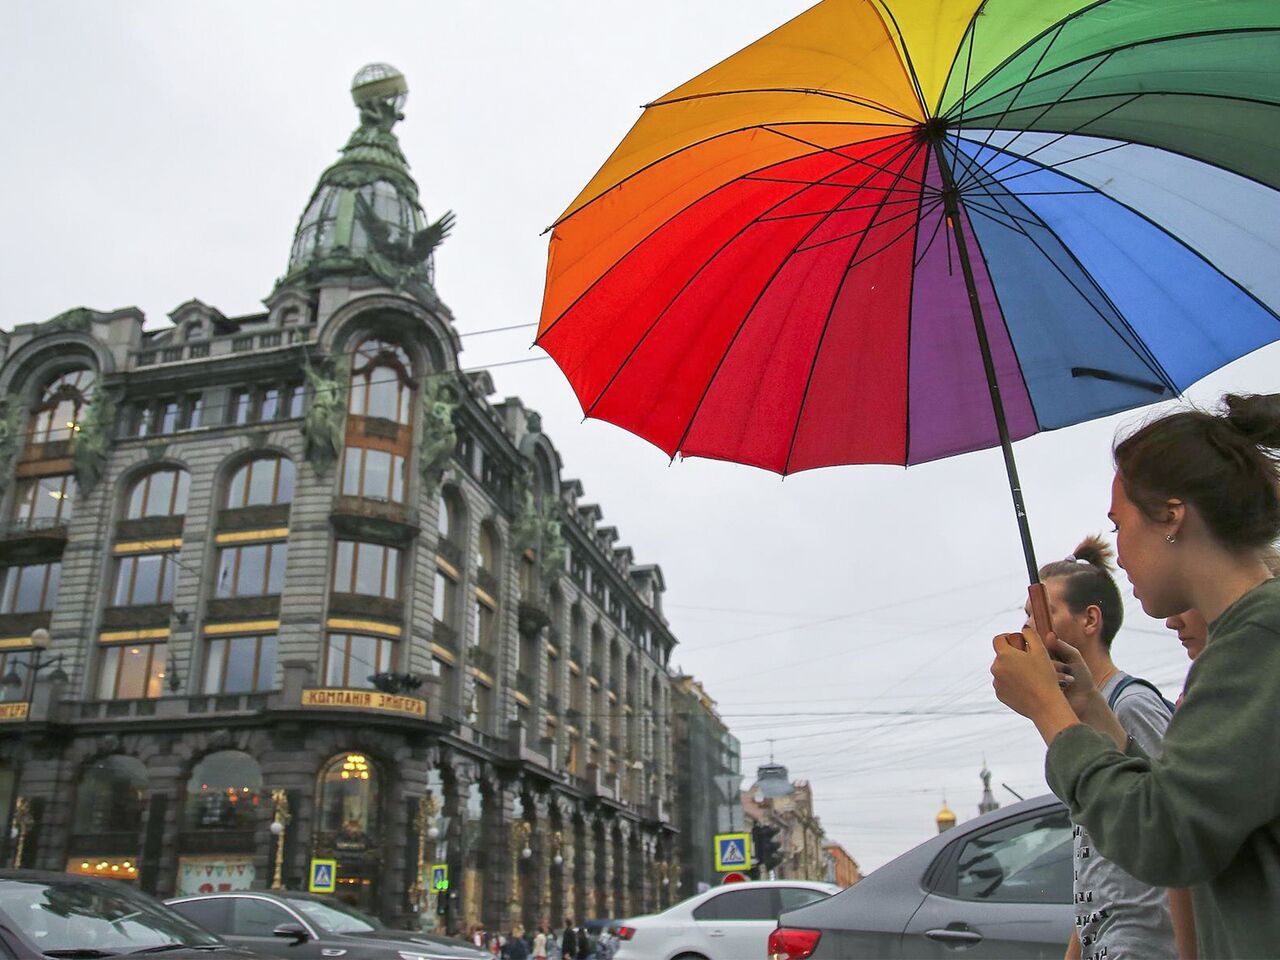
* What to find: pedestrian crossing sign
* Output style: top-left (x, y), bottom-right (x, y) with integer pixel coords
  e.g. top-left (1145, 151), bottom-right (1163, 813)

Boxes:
top-left (308, 858), bottom-right (337, 894)
top-left (431, 863), bottom-right (449, 891)
top-left (714, 832), bottom-right (753, 871)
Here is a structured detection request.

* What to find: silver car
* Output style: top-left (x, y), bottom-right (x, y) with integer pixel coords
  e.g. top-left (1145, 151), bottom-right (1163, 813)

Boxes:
top-left (770, 795), bottom-right (1073, 959)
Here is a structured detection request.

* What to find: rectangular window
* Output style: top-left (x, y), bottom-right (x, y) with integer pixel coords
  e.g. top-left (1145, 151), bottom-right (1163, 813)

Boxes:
top-left (473, 597), bottom-right (496, 650)
top-left (112, 553), bottom-right (177, 606)
top-left (134, 405), bottom-right (154, 437)
top-left (340, 447), bottom-right (406, 503)
top-left (433, 568), bottom-right (458, 624)
top-left (332, 540), bottom-right (399, 600)
top-left (231, 390), bottom-right (252, 425)
top-left (215, 542), bottom-right (287, 598)
top-left (98, 642), bottom-right (168, 700)
top-left (11, 475), bottom-right (75, 525)
top-left (202, 634), bottom-right (277, 694)
top-left (0, 562), bottom-right (61, 614)
top-left (286, 384), bottom-right (305, 419)
top-left (158, 399), bottom-right (180, 434)
top-left (259, 388), bottom-right (280, 421)
top-left (323, 633), bottom-right (393, 688)
top-left (184, 395), bottom-right (203, 430)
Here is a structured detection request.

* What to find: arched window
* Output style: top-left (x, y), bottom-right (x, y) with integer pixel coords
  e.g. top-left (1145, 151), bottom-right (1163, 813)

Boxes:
top-left (28, 368), bottom-right (94, 446)
top-left (317, 753), bottom-right (380, 839)
top-left (183, 751), bottom-right (263, 830)
top-left (126, 468), bottom-right (190, 519)
top-left (437, 490), bottom-right (460, 543)
top-left (347, 338), bottom-right (413, 424)
top-left (225, 456), bottom-right (295, 508)
top-left (73, 756), bottom-right (148, 834)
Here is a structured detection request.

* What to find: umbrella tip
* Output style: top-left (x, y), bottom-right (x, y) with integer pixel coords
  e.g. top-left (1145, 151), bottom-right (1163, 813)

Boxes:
top-left (540, 225), bottom-right (553, 236)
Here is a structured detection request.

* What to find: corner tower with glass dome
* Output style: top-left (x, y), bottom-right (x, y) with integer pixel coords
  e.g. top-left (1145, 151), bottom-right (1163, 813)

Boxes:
top-left (0, 63), bottom-right (687, 932)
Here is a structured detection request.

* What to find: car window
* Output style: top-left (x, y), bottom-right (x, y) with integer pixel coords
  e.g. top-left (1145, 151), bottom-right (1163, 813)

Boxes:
top-left (284, 896), bottom-right (378, 933)
top-left (953, 808), bottom-right (1073, 904)
top-left (230, 897), bottom-right (294, 935)
top-left (168, 897), bottom-right (231, 933)
top-left (779, 887), bottom-right (830, 912)
top-left (693, 888), bottom-right (777, 921)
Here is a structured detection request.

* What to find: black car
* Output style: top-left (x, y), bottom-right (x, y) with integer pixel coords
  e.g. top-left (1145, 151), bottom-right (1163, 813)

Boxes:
top-left (165, 891), bottom-right (489, 960)
top-left (0, 869), bottom-right (257, 959)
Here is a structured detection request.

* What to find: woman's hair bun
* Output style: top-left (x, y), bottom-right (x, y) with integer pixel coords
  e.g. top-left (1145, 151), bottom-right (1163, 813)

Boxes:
top-left (1223, 393), bottom-right (1280, 449)
top-left (1070, 534), bottom-right (1114, 571)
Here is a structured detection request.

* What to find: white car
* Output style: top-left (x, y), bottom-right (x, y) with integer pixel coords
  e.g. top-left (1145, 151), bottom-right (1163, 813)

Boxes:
top-left (612, 879), bottom-right (840, 960)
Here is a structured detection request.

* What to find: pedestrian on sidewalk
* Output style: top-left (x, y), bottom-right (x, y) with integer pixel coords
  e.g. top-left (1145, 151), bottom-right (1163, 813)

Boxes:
top-left (501, 925), bottom-right (529, 960)
top-left (533, 924), bottom-right (549, 960)
top-left (1027, 536), bottom-right (1176, 960)
top-left (991, 392), bottom-right (1280, 959)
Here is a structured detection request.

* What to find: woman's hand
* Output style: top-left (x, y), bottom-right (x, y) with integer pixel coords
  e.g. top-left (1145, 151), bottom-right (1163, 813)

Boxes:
top-left (992, 627), bottom-right (1083, 745)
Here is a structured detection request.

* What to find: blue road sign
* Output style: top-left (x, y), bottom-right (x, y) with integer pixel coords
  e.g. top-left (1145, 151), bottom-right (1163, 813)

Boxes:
top-left (308, 858), bottom-right (337, 894)
top-left (714, 832), bottom-right (753, 871)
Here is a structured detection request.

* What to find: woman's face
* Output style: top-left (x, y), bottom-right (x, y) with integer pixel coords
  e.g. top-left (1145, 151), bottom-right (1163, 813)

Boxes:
top-left (1110, 473), bottom-right (1184, 618)
top-left (1166, 609), bottom-right (1208, 660)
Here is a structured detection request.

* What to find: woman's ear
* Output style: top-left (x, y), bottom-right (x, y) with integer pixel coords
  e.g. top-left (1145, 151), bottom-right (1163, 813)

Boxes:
top-left (1164, 498), bottom-right (1186, 539)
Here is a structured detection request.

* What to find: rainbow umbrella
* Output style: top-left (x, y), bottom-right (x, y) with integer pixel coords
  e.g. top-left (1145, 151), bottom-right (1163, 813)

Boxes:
top-left (536, 0), bottom-right (1280, 619)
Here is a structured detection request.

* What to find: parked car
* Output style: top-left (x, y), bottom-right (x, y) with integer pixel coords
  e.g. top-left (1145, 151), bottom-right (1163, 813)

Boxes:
top-left (0, 869), bottom-right (258, 958)
top-left (612, 879), bottom-right (839, 960)
top-left (768, 794), bottom-right (1073, 959)
top-left (166, 890), bottom-right (489, 960)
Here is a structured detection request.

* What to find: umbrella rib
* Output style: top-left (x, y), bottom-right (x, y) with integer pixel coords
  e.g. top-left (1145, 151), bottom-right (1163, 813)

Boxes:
top-left (955, 27), bottom-right (1280, 121)
top-left (538, 129), bottom-right (913, 343)
top-left (761, 126), bottom-right (932, 191)
top-left (950, 0), bottom-right (982, 127)
top-left (943, 0), bottom-right (1116, 122)
top-left (781, 140), bottom-right (930, 476)
top-left (645, 87), bottom-right (921, 125)
top-left (547, 120), bottom-right (911, 231)
top-left (964, 18), bottom-right (1070, 158)
top-left (966, 138), bottom-right (1130, 189)
top-left (957, 186), bottom-right (1180, 396)
top-left (913, 198), bottom-right (950, 268)
top-left (904, 150), bottom-right (933, 465)
top-left (668, 138), bottom-right (930, 462)
top-left (580, 133), bottom-right (925, 420)
top-left (844, 198), bottom-right (945, 269)
top-left (963, 141), bottom-right (1280, 340)
top-left (756, 195), bottom-right (925, 224)
top-left (867, 0), bottom-right (929, 120)
top-left (956, 52), bottom-right (1120, 192)
top-left (797, 196), bottom-right (941, 256)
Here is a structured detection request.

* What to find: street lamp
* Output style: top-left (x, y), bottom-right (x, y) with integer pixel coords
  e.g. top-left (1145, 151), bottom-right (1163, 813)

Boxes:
top-left (1, 629), bottom-right (68, 700)
top-left (270, 790), bottom-right (291, 890)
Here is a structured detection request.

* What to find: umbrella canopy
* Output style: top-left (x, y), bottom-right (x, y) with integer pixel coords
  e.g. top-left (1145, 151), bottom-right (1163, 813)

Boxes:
top-left (537, 0), bottom-right (1280, 476)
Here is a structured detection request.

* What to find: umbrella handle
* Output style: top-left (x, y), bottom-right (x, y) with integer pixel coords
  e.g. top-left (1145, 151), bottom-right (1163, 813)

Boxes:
top-left (1027, 583), bottom-right (1055, 654)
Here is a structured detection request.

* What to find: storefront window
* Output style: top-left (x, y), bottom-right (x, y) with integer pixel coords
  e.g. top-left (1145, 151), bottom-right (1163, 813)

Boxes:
top-left (317, 753), bottom-right (380, 839)
top-left (183, 751), bottom-right (263, 830)
top-left (73, 756), bottom-right (147, 834)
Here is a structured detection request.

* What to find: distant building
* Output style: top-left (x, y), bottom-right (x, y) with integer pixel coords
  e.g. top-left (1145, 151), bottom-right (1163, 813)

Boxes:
top-left (978, 761), bottom-right (1000, 816)
top-left (936, 800), bottom-right (957, 833)
top-left (822, 841), bottom-right (862, 888)
top-left (742, 762), bottom-right (827, 881)
top-left (671, 675), bottom-right (741, 893)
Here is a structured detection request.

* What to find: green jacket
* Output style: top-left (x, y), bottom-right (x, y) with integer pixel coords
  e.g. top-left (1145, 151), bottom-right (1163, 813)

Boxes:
top-left (1046, 577), bottom-right (1280, 960)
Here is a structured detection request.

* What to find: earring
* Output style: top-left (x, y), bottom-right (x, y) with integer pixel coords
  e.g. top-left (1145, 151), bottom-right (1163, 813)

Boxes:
top-left (1166, 535), bottom-right (1177, 544)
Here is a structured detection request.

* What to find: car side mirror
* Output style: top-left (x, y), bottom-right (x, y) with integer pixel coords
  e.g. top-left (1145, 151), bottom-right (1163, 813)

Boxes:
top-left (272, 922), bottom-right (310, 945)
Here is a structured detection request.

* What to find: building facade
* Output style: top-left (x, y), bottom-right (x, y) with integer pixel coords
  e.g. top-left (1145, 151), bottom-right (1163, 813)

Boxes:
top-left (742, 762), bottom-right (828, 882)
top-left (822, 841), bottom-right (862, 888)
top-left (0, 63), bottom-right (680, 931)
top-left (671, 675), bottom-right (742, 893)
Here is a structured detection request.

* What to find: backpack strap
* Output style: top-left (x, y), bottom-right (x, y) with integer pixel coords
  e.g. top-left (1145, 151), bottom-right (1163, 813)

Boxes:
top-left (1107, 675), bottom-right (1176, 715)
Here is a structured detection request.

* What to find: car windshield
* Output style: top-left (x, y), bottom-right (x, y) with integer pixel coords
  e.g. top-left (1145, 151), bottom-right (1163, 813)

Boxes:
top-left (283, 896), bottom-right (379, 934)
top-left (0, 877), bottom-right (221, 954)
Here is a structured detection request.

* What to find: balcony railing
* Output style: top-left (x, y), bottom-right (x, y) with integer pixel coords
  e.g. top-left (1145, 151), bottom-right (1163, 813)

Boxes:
top-left (516, 673), bottom-right (534, 698)
top-left (433, 619), bottom-right (458, 651)
top-left (476, 568), bottom-right (500, 598)
top-left (436, 537), bottom-right (463, 569)
top-left (565, 707), bottom-right (582, 727)
top-left (545, 693), bottom-right (560, 714)
top-left (0, 516), bottom-right (69, 539)
top-left (132, 327), bottom-right (312, 367)
top-left (589, 721), bottom-right (602, 741)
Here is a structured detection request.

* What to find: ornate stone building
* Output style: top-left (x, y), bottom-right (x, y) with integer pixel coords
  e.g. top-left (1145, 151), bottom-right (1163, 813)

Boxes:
top-left (742, 762), bottom-right (828, 882)
top-left (0, 63), bottom-right (678, 931)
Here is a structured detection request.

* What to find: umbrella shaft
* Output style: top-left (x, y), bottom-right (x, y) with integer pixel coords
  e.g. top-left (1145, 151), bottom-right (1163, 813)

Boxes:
top-left (934, 143), bottom-right (1041, 586)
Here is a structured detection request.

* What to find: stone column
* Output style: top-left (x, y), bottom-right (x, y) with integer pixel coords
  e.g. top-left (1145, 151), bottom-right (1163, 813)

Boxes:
top-left (578, 815), bottom-right (595, 919)
top-left (595, 815), bottom-right (613, 918)
top-left (532, 794), bottom-right (552, 929)
top-left (614, 819), bottom-right (631, 919)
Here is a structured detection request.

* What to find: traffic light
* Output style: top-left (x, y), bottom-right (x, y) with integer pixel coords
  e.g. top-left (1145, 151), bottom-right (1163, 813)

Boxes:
top-left (752, 823), bottom-right (782, 876)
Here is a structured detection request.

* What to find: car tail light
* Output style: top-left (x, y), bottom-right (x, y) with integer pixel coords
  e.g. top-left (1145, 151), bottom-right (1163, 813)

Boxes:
top-left (768, 926), bottom-right (822, 960)
top-left (614, 926), bottom-right (636, 941)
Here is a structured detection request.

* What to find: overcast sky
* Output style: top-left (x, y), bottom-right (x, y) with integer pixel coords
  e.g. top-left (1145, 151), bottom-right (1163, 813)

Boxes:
top-left (4, 1), bottom-right (1277, 873)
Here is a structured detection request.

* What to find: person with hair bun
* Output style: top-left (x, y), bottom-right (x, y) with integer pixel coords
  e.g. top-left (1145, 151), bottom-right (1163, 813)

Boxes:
top-left (1030, 537), bottom-right (1175, 960)
top-left (991, 394), bottom-right (1280, 959)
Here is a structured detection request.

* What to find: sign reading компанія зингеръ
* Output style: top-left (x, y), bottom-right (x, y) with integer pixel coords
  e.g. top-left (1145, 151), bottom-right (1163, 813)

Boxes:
top-left (0, 703), bottom-right (29, 722)
top-left (300, 688), bottom-right (426, 718)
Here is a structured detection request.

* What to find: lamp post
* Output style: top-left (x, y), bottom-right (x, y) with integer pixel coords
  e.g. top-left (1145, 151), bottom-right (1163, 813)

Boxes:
top-left (269, 789), bottom-right (290, 890)
top-left (1, 629), bottom-right (68, 705)
top-left (509, 819), bottom-right (533, 924)
top-left (411, 793), bottom-right (439, 913)
top-left (9, 797), bottom-right (33, 868)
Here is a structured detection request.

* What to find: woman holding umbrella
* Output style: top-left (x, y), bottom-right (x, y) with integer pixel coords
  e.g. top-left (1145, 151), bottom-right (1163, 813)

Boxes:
top-left (991, 393), bottom-right (1280, 959)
